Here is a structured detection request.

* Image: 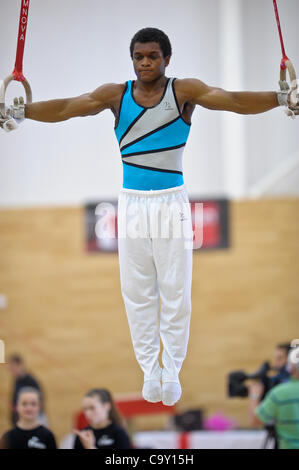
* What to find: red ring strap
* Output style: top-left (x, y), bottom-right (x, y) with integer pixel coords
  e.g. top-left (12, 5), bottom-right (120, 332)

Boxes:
top-left (272, 0), bottom-right (288, 71)
top-left (12, 0), bottom-right (31, 82)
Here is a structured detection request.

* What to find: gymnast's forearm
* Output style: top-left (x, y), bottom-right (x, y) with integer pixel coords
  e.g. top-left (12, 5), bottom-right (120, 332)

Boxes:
top-left (25, 98), bottom-right (76, 123)
top-left (231, 91), bottom-right (280, 114)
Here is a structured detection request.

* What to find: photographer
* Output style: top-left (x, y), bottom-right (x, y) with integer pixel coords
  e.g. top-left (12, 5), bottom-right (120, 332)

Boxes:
top-left (247, 343), bottom-right (291, 448)
top-left (249, 347), bottom-right (299, 449)
top-left (247, 342), bottom-right (290, 404)
top-left (263, 343), bottom-right (291, 391)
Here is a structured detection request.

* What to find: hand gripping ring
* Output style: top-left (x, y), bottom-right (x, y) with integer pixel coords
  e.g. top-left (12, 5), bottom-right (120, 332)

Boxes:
top-left (0, 74), bottom-right (32, 116)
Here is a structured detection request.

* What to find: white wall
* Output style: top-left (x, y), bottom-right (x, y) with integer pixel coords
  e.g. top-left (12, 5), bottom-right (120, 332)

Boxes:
top-left (0, 0), bottom-right (298, 207)
top-left (242, 0), bottom-right (299, 193)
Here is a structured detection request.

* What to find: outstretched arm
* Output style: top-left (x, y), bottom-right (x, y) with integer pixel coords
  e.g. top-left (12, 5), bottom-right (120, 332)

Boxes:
top-left (24, 83), bottom-right (123, 123)
top-left (177, 78), bottom-right (280, 115)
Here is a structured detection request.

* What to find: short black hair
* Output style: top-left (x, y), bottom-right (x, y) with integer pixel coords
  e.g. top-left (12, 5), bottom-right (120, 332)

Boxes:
top-left (276, 343), bottom-right (292, 355)
top-left (130, 27), bottom-right (172, 59)
top-left (8, 353), bottom-right (24, 365)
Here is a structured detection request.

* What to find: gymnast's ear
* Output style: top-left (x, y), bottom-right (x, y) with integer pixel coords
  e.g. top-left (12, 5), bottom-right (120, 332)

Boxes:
top-left (164, 56), bottom-right (171, 67)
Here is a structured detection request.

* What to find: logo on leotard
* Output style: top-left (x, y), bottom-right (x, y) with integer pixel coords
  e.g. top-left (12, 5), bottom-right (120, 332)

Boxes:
top-left (179, 211), bottom-right (188, 221)
top-left (164, 101), bottom-right (174, 111)
top-left (97, 435), bottom-right (115, 446)
top-left (28, 436), bottom-right (46, 449)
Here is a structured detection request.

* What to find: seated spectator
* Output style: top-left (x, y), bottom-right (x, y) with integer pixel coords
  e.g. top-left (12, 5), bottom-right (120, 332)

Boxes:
top-left (0, 387), bottom-right (57, 449)
top-left (251, 347), bottom-right (299, 449)
top-left (6, 353), bottom-right (47, 426)
top-left (73, 388), bottom-right (132, 449)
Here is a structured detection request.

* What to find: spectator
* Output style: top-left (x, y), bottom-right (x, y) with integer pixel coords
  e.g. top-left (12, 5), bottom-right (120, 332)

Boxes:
top-left (73, 388), bottom-right (132, 449)
top-left (267, 343), bottom-right (292, 388)
top-left (247, 341), bottom-right (291, 447)
top-left (0, 387), bottom-right (57, 449)
top-left (6, 353), bottom-right (47, 426)
top-left (250, 347), bottom-right (299, 449)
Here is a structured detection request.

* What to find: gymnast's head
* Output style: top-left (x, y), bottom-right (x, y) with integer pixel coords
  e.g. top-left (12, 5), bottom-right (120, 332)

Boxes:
top-left (130, 27), bottom-right (172, 81)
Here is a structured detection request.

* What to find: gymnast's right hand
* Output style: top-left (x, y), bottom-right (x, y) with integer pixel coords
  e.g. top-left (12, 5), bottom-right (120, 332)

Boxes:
top-left (8, 96), bottom-right (26, 122)
top-left (0, 114), bottom-right (18, 132)
top-left (0, 96), bottom-right (25, 132)
top-left (0, 113), bottom-right (18, 132)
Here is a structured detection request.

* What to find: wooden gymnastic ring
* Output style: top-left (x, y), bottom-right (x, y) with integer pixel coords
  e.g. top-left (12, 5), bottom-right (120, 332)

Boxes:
top-left (280, 59), bottom-right (298, 106)
top-left (0, 74), bottom-right (32, 115)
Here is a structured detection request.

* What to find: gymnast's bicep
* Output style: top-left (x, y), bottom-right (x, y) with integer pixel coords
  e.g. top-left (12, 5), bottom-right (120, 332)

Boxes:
top-left (177, 78), bottom-right (235, 112)
top-left (68, 83), bottom-right (124, 118)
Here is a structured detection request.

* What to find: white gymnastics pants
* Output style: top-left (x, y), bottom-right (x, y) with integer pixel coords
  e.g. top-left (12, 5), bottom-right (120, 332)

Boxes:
top-left (117, 183), bottom-right (193, 383)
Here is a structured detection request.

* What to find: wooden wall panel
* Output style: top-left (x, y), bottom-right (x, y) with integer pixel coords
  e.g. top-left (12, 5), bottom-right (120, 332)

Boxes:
top-left (0, 199), bottom-right (298, 444)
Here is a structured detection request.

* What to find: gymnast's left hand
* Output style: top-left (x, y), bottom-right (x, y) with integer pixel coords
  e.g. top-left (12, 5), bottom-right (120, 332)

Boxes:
top-left (277, 81), bottom-right (299, 118)
top-left (0, 96), bottom-right (26, 131)
top-left (285, 101), bottom-right (299, 118)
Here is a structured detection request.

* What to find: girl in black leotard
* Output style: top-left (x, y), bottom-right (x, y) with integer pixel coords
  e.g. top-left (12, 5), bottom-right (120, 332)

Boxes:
top-left (0, 387), bottom-right (57, 449)
top-left (73, 388), bottom-right (132, 449)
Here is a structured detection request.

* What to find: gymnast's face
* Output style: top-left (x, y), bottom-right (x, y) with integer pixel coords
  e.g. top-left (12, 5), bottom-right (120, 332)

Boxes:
top-left (132, 41), bottom-right (170, 82)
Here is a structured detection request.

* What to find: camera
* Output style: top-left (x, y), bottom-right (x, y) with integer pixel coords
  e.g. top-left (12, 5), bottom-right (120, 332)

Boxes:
top-left (227, 361), bottom-right (273, 398)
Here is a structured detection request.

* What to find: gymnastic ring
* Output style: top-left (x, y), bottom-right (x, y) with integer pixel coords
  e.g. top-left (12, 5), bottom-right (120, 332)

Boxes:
top-left (0, 73), bottom-right (32, 115)
top-left (280, 59), bottom-right (298, 106)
